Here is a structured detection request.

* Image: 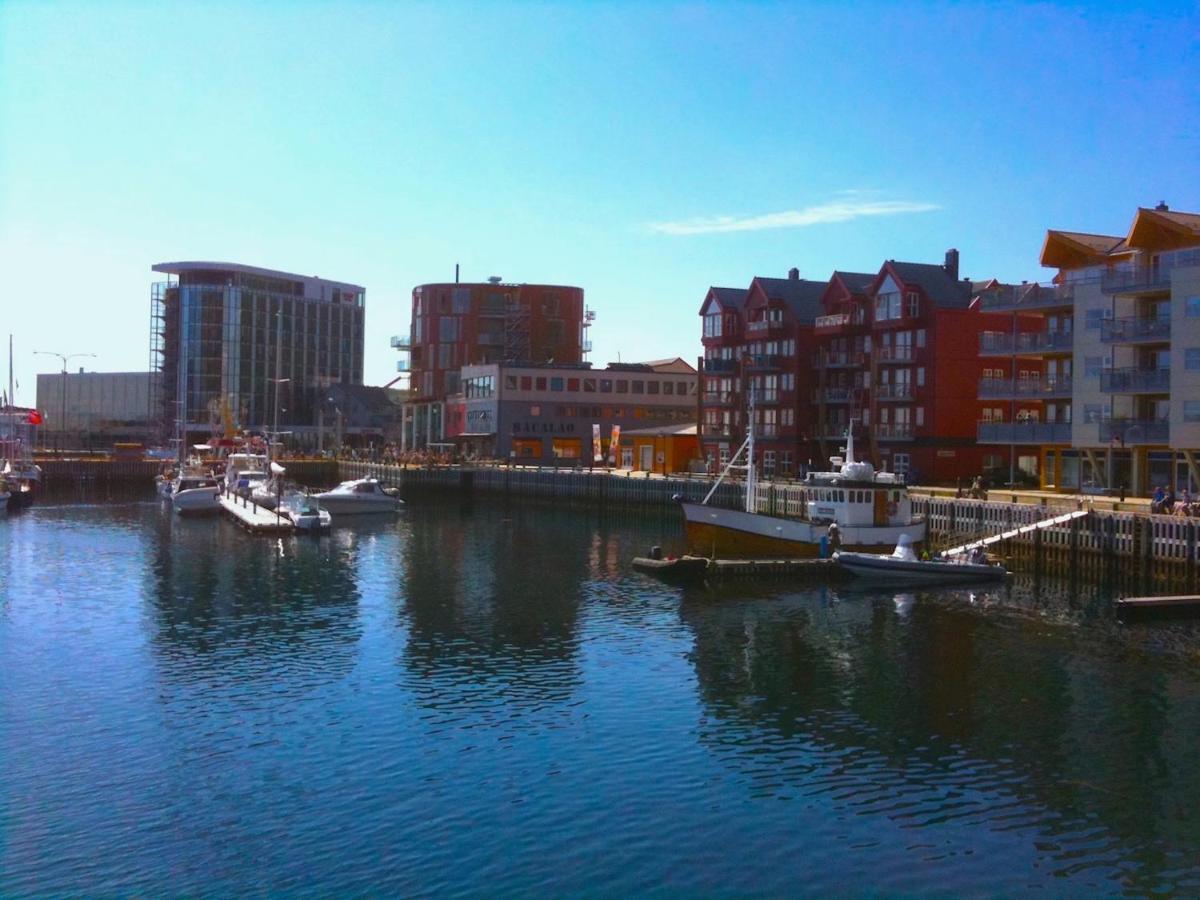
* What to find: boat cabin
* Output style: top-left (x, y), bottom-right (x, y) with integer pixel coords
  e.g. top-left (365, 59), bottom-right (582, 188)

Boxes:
top-left (796, 478), bottom-right (912, 528)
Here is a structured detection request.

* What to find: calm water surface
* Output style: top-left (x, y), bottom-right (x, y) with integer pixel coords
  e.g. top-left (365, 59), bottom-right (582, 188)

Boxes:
top-left (3, 494), bottom-right (1200, 896)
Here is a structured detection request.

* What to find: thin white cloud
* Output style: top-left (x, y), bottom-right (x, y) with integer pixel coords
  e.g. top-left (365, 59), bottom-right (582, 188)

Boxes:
top-left (649, 199), bottom-right (941, 236)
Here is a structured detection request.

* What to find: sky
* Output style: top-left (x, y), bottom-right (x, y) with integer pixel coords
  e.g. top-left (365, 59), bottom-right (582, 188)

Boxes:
top-left (1, 0), bottom-right (1197, 404)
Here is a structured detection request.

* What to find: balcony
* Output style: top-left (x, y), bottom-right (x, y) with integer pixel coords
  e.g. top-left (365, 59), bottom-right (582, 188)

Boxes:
top-left (702, 391), bottom-right (737, 406)
top-left (476, 333), bottom-right (505, 346)
top-left (395, 359), bottom-right (410, 372)
top-left (822, 351), bottom-right (865, 368)
top-left (1099, 419), bottom-right (1170, 445)
top-left (978, 281), bottom-right (1075, 312)
top-left (979, 329), bottom-right (1074, 355)
top-left (978, 375), bottom-right (1073, 400)
top-left (875, 345), bottom-right (915, 364)
top-left (977, 422), bottom-right (1072, 444)
top-left (874, 383), bottom-right (914, 401)
top-left (1100, 316), bottom-right (1171, 344)
top-left (1099, 367), bottom-right (1170, 394)
top-left (821, 387), bottom-right (852, 403)
top-left (746, 318), bottom-right (785, 334)
top-left (582, 339), bottom-right (593, 353)
top-left (814, 313), bottom-right (850, 334)
top-left (1102, 250), bottom-right (1200, 294)
top-left (875, 422), bottom-right (914, 441)
top-left (702, 358), bottom-right (737, 374)
top-left (820, 423), bottom-right (851, 439)
top-left (390, 335), bottom-right (413, 350)
top-left (744, 353), bottom-right (783, 371)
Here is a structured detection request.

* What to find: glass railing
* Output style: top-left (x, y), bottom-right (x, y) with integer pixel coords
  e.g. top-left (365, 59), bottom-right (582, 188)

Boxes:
top-left (875, 345), bottom-right (914, 363)
top-left (822, 387), bottom-right (852, 402)
top-left (977, 422), bottom-right (1072, 444)
top-left (1100, 316), bottom-right (1171, 343)
top-left (1099, 419), bottom-right (1170, 444)
top-left (875, 422), bottom-right (914, 439)
top-left (702, 358), bottom-right (737, 373)
top-left (978, 376), bottom-right (1073, 398)
top-left (815, 313), bottom-right (850, 330)
top-left (1098, 368), bottom-right (1170, 393)
top-left (390, 335), bottom-right (412, 350)
top-left (979, 329), bottom-right (1074, 354)
top-left (744, 354), bottom-right (783, 369)
top-left (874, 383), bottom-right (914, 400)
top-left (978, 281), bottom-right (1075, 311)
top-left (1102, 249), bottom-right (1200, 293)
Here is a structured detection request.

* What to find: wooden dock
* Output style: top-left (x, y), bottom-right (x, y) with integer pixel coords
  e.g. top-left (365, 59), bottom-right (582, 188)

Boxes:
top-left (218, 494), bottom-right (294, 534)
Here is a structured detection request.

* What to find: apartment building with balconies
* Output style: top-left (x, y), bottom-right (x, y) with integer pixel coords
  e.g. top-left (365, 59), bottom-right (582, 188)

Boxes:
top-left (1010, 204), bottom-right (1200, 495)
top-left (813, 271), bottom-right (874, 461)
top-left (697, 269), bottom-right (823, 478)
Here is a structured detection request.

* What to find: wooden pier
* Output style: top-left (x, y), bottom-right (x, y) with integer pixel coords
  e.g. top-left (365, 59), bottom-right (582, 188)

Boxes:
top-left (218, 492), bottom-right (294, 534)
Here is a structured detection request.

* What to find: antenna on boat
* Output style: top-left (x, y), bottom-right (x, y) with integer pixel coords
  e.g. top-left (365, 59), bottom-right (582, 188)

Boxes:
top-left (844, 427), bottom-right (855, 465)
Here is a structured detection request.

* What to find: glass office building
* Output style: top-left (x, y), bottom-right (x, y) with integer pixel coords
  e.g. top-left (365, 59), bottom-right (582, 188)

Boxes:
top-left (150, 262), bottom-right (365, 442)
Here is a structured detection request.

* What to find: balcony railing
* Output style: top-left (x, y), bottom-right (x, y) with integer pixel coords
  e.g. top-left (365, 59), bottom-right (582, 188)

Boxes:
top-left (582, 339), bottom-right (593, 353)
top-left (874, 383), bottom-right (914, 400)
top-left (875, 422), bottom-right (914, 440)
top-left (395, 360), bottom-right (410, 372)
top-left (1098, 367), bottom-right (1170, 393)
top-left (977, 422), bottom-right (1072, 444)
top-left (978, 281), bottom-right (1075, 312)
top-left (820, 423), bottom-right (851, 439)
top-left (390, 335), bottom-right (413, 350)
top-left (703, 358), bottom-right (737, 373)
top-left (1099, 419), bottom-right (1170, 445)
top-left (476, 333), bottom-right (505, 346)
top-left (1102, 249), bottom-right (1200, 294)
top-left (744, 353), bottom-right (783, 370)
top-left (875, 345), bottom-right (915, 363)
top-left (746, 319), bottom-right (785, 334)
top-left (814, 313), bottom-right (850, 332)
top-left (978, 376), bottom-right (1073, 399)
top-left (1100, 316), bottom-right (1171, 344)
top-left (702, 391), bottom-right (737, 405)
top-left (821, 387), bottom-right (852, 403)
top-left (979, 329), bottom-right (1074, 355)
top-left (822, 351), bottom-right (865, 368)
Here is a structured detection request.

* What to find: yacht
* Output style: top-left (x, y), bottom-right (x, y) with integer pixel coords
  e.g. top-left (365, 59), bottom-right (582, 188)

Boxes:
top-left (836, 536), bottom-right (1008, 584)
top-left (250, 461), bottom-right (289, 510)
top-left (167, 471), bottom-right (222, 515)
top-left (223, 452), bottom-right (269, 498)
top-left (313, 477), bottom-right (403, 515)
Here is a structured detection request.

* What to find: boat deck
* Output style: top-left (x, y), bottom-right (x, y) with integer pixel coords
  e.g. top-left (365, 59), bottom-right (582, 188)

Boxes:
top-left (218, 494), bottom-right (295, 534)
top-left (632, 555), bottom-right (849, 582)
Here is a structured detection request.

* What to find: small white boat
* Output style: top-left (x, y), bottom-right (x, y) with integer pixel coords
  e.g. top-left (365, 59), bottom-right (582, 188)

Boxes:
top-left (280, 492), bottom-right (332, 532)
top-left (313, 477), bottom-right (403, 515)
top-left (224, 452), bottom-right (269, 498)
top-left (251, 461), bottom-right (289, 510)
top-left (168, 471), bottom-right (221, 515)
top-left (835, 536), bottom-right (1008, 584)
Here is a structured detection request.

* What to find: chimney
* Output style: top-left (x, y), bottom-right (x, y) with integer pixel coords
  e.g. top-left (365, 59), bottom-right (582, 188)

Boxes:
top-left (944, 248), bottom-right (959, 281)
top-left (1155, 201), bottom-right (1169, 212)
top-left (788, 267), bottom-right (799, 281)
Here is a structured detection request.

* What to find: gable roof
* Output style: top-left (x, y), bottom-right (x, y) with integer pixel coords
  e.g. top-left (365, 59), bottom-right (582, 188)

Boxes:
top-left (831, 271), bottom-right (875, 294)
top-left (751, 276), bottom-right (827, 323)
top-left (878, 261), bottom-right (975, 309)
top-left (637, 357), bottom-right (697, 374)
top-left (698, 286), bottom-right (748, 316)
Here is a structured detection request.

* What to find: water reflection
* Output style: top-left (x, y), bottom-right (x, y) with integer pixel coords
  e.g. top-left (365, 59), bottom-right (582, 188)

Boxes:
top-left (678, 578), bottom-right (1200, 892)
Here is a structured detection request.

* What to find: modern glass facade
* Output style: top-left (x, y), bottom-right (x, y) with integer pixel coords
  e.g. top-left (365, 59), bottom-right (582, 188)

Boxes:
top-left (150, 263), bottom-right (364, 440)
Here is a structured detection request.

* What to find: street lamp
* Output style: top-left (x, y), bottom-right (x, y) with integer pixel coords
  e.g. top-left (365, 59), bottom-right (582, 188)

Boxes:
top-left (34, 350), bottom-right (96, 452)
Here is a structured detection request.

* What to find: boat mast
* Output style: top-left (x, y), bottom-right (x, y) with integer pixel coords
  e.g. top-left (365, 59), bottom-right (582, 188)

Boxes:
top-left (745, 387), bottom-right (756, 514)
top-left (8, 333), bottom-right (13, 407)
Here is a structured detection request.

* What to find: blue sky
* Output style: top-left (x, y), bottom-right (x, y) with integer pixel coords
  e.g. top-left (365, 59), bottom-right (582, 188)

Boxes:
top-left (1, 1), bottom-right (1197, 403)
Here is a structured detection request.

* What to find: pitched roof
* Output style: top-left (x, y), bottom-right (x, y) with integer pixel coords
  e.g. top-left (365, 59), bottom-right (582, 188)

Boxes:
top-left (637, 357), bottom-right (697, 374)
top-left (752, 277), bottom-right (827, 323)
top-left (831, 271), bottom-right (875, 294)
top-left (884, 261), bottom-right (975, 309)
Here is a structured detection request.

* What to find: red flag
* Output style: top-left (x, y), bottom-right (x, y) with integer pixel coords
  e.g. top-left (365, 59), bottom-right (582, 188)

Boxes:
top-left (27, 410), bottom-right (43, 425)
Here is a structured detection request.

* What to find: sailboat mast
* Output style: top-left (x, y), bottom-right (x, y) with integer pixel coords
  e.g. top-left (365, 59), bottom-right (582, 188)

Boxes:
top-left (745, 388), bottom-right (756, 514)
top-left (8, 333), bottom-right (13, 406)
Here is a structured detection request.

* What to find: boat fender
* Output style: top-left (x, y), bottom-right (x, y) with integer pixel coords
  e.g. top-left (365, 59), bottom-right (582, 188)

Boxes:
top-left (649, 546), bottom-right (663, 561)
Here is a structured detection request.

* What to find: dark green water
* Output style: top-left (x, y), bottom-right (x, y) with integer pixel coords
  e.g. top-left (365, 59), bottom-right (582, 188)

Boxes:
top-left (2, 495), bottom-right (1200, 896)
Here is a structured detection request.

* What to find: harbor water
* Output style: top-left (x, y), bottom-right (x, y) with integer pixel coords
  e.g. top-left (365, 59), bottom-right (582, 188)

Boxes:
top-left (3, 494), bottom-right (1200, 895)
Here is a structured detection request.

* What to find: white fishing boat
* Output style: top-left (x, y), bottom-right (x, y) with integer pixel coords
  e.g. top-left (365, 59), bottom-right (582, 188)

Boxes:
top-left (836, 536), bottom-right (1008, 584)
top-left (313, 477), bottom-right (403, 515)
top-left (280, 492), bottom-right (332, 532)
top-left (167, 470), bottom-right (222, 516)
top-left (251, 461), bottom-right (289, 510)
top-left (678, 421), bottom-right (925, 559)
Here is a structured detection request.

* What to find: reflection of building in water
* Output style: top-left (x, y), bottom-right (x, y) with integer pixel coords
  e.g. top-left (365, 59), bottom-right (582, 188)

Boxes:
top-left (677, 588), bottom-right (1200, 883)
top-left (146, 515), bottom-right (362, 687)
top-left (397, 503), bottom-right (601, 700)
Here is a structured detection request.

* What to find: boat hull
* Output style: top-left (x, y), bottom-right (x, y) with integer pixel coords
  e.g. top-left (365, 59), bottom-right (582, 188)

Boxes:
top-left (172, 487), bottom-right (221, 515)
top-left (835, 552), bottom-right (1007, 583)
top-left (312, 495), bottom-right (401, 515)
top-left (681, 502), bottom-right (925, 559)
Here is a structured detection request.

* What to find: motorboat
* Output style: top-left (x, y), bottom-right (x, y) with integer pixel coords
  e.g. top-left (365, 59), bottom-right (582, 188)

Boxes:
top-left (280, 492), bottom-right (332, 532)
top-left (835, 536), bottom-right (1009, 584)
top-left (312, 477), bottom-right (403, 515)
top-left (678, 423), bottom-right (925, 559)
top-left (2, 459), bottom-right (41, 510)
top-left (223, 452), bottom-right (269, 498)
top-left (167, 471), bottom-right (222, 516)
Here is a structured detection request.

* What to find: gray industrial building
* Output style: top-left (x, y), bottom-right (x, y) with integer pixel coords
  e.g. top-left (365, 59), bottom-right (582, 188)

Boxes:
top-left (36, 371), bottom-right (159, 448)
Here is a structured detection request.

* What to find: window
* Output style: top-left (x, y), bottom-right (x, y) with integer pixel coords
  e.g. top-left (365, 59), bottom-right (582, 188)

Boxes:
top-left (905, 292), bottom-right (920, 317)
top-left (632, 381), bottom-right (645, 394)
top-left (1188, 297), bottom-right (1200, 317)
top-left (529, 404), bottom-right (541, 416)
top-left (1186, 348), bottom-right (1200, 371)
top-left (1083, 404), bottom-right (1102, 423)
top-left (1084, 356), bottom-right (1102, 377)
top-left (520, 376), bottom-right (532, 390)
top-left (567, 378), bottom-right (580, 392)
top-left (535, 377), bottom-right (547, 390)
top-left (600, 379), bottom-right (613, 393)
top-left (647, 381), bottom-right (659, 394)
top-left (893, 453), bottom-right (910, 476)
top-left (616, 379), bottom-right (628, 393)
top-left (1185, 401), bottom-right (1200, 422)
top-left (917, 367), bottom-right (925, 386)
top-left (505, 375), bottom-right (518, 390)
top-left (583, 378), bottom-right (596, 392)
top-left (662, 381), bottom-right (674, 395)
top-left (916, 329), bottom-right (926, 348)
top-left (915, 407), bottom-right (924, 426)
top-left (550, 377), bottom-right (564, 391)
top-left (439, 316), bottom-right (459, 341)
top-left (704, 312), bottom-right (723, 338)
top-left (1085, 308), bottom-right (1106, 329)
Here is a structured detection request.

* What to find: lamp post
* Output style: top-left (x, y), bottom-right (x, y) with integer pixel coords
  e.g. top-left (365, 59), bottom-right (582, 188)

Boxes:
top-left (34, 350), bottom-right (96, 452)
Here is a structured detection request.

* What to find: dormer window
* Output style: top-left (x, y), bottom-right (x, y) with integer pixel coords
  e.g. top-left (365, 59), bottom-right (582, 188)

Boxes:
top-left (905, 292), bottom-right (920, 317)
top-left (768, 307), bottom-right (784, 323)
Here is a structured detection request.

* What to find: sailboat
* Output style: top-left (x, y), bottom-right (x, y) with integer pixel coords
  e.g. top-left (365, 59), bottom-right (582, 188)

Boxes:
top-left (678, 413), bottom-right (926, 559)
